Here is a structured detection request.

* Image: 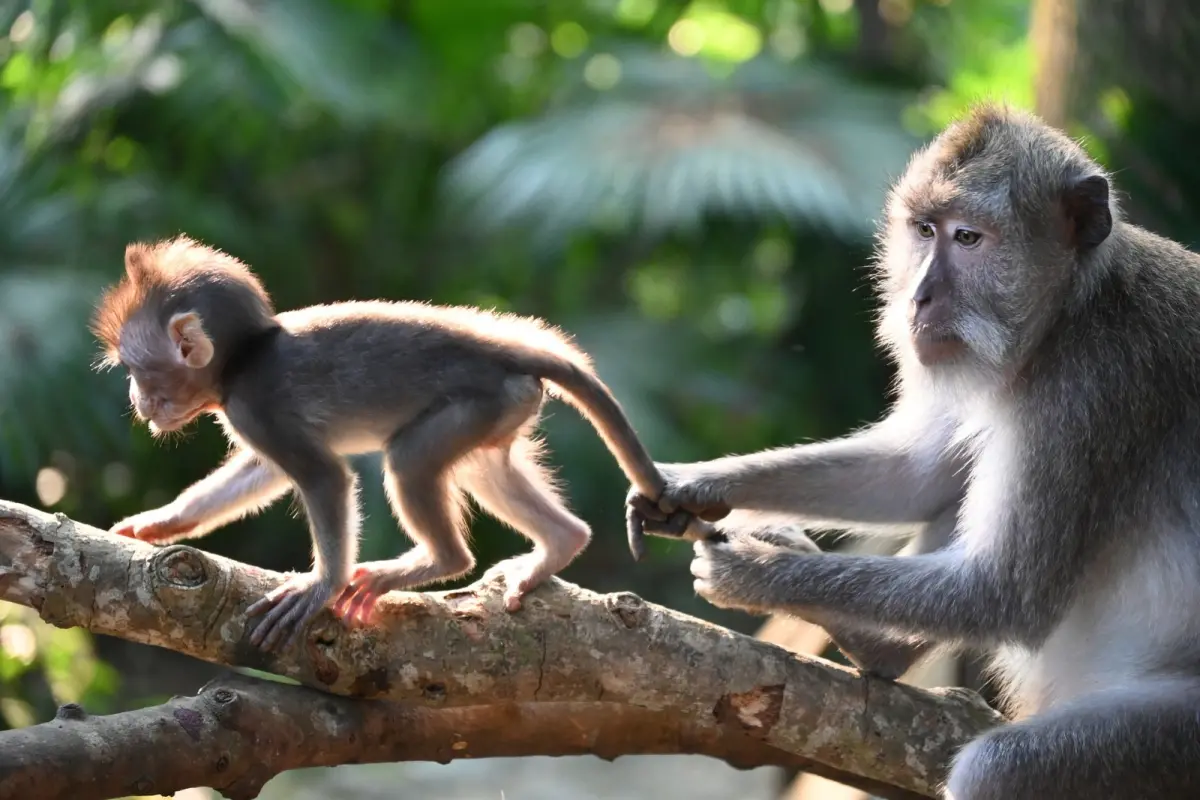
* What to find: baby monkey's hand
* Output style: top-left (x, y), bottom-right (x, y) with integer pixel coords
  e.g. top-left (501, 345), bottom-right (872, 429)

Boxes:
top-left (110, 506), bottom-right (198, 543)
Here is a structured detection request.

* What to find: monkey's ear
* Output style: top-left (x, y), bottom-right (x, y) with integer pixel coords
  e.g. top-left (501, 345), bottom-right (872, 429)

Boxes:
top-left (167, 312), bottom-right (214, 369)
top-left (1062, 174), bottom-right (1112, 252)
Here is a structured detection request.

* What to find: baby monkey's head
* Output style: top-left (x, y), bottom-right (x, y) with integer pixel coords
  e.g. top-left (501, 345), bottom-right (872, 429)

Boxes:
top-left (92, 236), bottom-right (276, 435)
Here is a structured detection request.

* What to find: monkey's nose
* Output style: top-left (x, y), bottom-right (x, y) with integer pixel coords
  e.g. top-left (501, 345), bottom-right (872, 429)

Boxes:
top-left (910, 282), bottom-right (955, 330)
top-left (912, 282), bottom-right (934, 308)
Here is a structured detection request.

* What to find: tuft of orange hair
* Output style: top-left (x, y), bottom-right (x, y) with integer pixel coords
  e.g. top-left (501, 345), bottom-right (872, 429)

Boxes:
top-left (91, 235), bottom-right (272, 367)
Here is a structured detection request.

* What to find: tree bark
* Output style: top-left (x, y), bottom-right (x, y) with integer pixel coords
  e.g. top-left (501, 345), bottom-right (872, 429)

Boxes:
top-left (0, 674), bottom-right (932, 800)
top-left (0, 500), bottom-right (1003, 799)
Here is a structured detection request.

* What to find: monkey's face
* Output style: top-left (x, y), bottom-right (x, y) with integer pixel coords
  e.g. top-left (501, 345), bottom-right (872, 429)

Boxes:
top-left (126, 367), bottom-right (214, 434)
top-left (875, 108), bottom-right (1118, 378)
top-left (882, 209), bottom-right (1016, 370)
top-left (878, 175), bottom-right (1076, 374)
top-left (118, 313), bottom-right (219, 435)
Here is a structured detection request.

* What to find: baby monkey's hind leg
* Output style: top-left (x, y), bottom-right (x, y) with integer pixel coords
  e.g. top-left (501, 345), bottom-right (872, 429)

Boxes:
top-left (459, 435), bottom-right (591, 611)
top-left (337, 379), bottom-right (543, 623)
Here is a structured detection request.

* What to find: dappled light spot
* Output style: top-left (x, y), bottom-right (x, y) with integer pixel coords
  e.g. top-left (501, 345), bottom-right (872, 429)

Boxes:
top-left (507, 23), bottom-right (546, 59)
top-left (668, 19), bottom-right (704, 56)
top-left (615, 0), bottom-right (658, 27)
top-left (880, 0), bottom-right (914, 26)
top-left (769, 26), bottom-right (807, 60)
top-left (550, 21), bottom-right (588, 58)
top-left (670, 6), bottom-right (762, 63)
top-left (819, 0), bottom-right (853, 13)
top-left (49, 31), bottom-right (76, 62)
top-left (583, 54), bottom-right (622, 91)
top-left (35, 468), bottom-right (67, 507)
top-left (9, 11), bottom-right (34, 44)
top-left (0, 623), bottom-right (37, 665)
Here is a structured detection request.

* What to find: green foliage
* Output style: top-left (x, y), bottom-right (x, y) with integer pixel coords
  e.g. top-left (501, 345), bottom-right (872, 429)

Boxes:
top-left (0, 602), bottom-right (119, 729)
top-left (905, 0), bottom-right (1035, 133)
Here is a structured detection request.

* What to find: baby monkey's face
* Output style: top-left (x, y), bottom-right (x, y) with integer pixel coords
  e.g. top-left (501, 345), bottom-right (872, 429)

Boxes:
top-left (126, 367), bottom-right (213, 434)
top-left (119, 315), bottom-right (219, 435)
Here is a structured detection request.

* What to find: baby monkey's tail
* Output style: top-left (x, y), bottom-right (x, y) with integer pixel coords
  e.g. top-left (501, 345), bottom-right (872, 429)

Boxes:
top-left (513, 352), bottom-right (677, 561)
top-left (528, 356), bottom-right (665, 500)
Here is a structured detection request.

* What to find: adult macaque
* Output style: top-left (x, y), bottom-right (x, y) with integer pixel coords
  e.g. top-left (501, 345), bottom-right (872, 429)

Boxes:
top-left (629, 105), bottom-right (1200, 798)
top-left (92, 236), bottom-right (698, 651)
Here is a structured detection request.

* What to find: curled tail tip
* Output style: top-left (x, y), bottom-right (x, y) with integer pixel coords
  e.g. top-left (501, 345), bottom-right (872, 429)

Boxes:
top-left (627, 512), bottom-right (648, 562)
top-left (629, 541), bottom-right (646, 562)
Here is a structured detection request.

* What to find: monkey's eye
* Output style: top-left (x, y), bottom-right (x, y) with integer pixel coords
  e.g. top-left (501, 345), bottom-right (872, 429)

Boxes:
top-left (914, 221), bottom-right (935, 239)
top-left (953, 228), bottom-right (982, 247)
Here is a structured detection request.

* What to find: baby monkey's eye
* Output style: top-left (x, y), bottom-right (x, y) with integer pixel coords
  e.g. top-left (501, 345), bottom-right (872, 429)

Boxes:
top-left (914, 221), bottom-right (935, 239)
top-left (954, 228), bottom-right (982, 247)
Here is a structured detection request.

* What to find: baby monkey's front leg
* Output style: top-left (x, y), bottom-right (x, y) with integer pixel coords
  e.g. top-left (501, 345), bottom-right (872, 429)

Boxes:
top-left (245, 458), bottom-right (361, 652)
top-left (110, 449), bottom-right (290, 544)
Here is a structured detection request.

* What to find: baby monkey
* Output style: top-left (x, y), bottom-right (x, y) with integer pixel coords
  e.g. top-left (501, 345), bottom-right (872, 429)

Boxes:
top-left (92, 236), bottom-right (698, 651)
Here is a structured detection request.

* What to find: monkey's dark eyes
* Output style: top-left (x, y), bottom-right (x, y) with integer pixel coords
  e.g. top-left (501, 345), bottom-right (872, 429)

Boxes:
top-left (914, 221), bottom-right (935, 239)
top-left (954, 229), bottom-right (982, 247)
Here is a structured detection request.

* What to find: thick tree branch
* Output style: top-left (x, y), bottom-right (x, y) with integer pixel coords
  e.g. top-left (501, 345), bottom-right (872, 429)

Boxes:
top-left (0, 674), bottom-right (928, 800)
top-left (0, 500), bottom-right (1003, 798)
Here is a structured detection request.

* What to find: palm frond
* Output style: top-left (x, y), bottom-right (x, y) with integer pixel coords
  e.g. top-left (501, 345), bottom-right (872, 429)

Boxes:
top-left (441, 49), bottom-right (920, 247)
top-left (189, 0), bottom-right (428, 129)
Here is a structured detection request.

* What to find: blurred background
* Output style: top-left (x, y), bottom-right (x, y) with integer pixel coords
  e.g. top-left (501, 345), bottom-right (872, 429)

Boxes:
top-left (0, 0), bottom-right (1194, 798)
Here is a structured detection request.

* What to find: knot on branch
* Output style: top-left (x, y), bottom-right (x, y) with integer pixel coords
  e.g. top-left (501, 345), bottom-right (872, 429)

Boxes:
top-left (54, 703), bottom-right (87, 721)
top-left (153, 546), bottom-right (211, 588)
top-left (605, 591), bottom-right (648, 629)
top-left (146, 544), bottom-right (230, 627)
top-left (208, 686), bottom-right (240, 706)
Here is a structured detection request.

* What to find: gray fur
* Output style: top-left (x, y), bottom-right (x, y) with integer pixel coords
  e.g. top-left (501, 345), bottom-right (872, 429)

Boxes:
top-left (630, 105), bottom-right (1200, 798)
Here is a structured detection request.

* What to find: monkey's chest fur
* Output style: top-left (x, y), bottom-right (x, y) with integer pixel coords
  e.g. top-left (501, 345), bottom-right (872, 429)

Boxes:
top-left (953, 403), bottom-right (1200, 720)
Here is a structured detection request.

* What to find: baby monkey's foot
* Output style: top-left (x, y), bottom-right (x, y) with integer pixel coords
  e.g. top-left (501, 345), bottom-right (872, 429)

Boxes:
top-left (482, 551), bottom-right (565, 612)
top-left (246, 571), bottom-right (341, 653)
top-left (333, 561), bottom-right (413, 627)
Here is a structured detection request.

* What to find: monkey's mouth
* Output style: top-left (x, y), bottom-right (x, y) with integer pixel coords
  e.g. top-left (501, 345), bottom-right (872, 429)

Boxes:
top-left (147, 405), bottom-right (209, 433)
top-left (910, 325), bottom-right (966, 365)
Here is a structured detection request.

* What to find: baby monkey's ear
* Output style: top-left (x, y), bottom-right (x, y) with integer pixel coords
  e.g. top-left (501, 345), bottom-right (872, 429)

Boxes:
top-left (168, 312), bottom-right (214, 369)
